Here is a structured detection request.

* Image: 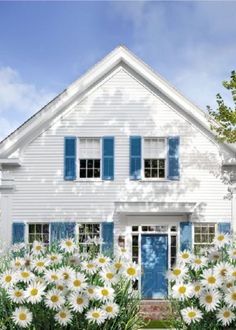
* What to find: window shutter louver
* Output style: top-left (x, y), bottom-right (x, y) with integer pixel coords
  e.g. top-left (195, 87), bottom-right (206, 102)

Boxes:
top-left (50, 222), bottom-right (76, 242)
top-left (102, 137), bottom-right (114, 180)
top-left (130, 136), bottom-right (142, 180)
top-left (12, 223), bottom-right (25, 244)
top-left (64, 137), bottom-right (76, 180)
top-left (168, 136), bottom-right (180, 180)
top-left (218, 222), bottom-right (231, 234)
top-left (101, 222), bottom-right (114, 256)
top-left (180, 222), bottom-right (192, 251)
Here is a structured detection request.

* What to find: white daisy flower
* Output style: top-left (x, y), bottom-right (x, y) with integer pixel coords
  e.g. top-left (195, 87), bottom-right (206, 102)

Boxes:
top-left (178, 250), bottom-right (192, 264)
top-left (102, 302), bottom-right (119, 319)
top-left (32, 241), bottom-right (45, 255)
top-left (181, 307), bottom-right (203, 325)
top-left (95, 255), bottom-right (110, 267)
top-left (55, 308), bottom-right (72, 327)
top-left (8, 288), bottom-right (26, 304)
top-left (86, 286), bottom-right (97, 299)
top-left (81, 261), bottom-right (97, 274)
top-left (55, 281), bottom-right (68, 294)
top-left (217, 307), bottom-right (235, 326)
top-left (172, 283), bottom-right (193, 301)
top-left (227, 266), bottom-right (236, 281)
top-left (59, 266), bottom-right (76, 282)
top-left (199, 290), bottom-right (221, 311)
top-left (45, 289), bottom-right (65, 311)
top-left (201, 269), bottom-right (221, 289)
top-left (192, 282), bottom-right (203, 298)
top-left (31, 258), bottom-right (49, 273)
top-left (96, 286), bottom-right (114, 302)
top-left (44, 269), bottom-right (61, 284)
top-left (100, 268), bottom-right (118, 285)
top-left (112, 259), bottom-right (125, 272)
top-left (18, 269), bottom-right (35, 283)
top-left (208, 249), bottom-right (221, 262)
top-left (25, 281), bottom-right (45, 304)
top-left (225, 287), bottom-right (236, 308)
top-left (190, 256), bottom-right (207, 271)
top-left (69, 293), bottom-right (89, 313)
top-left (60, 238), bottom-right (76, 253)
top-left (123, 262), bottom-right (139, 280)
top-left (213, 232), bottom-right (230, 247)
top-left (0, 271), bottom-right (16, 289)
top-left (167, 265), bottom-right (187, 282)
top-left (117, 247), bottom-right (129, 259)
top-left (11, 258), bottom-right (25, 270)
top-left (228, 248), bottom-right (236, 260)
top-left (12, 307), bottom-right (33, 328)
top-left (47, 253), bottom-right (63, 265)
top-left (223, 280), bottom-right (234, 293)
top-left (214, 262), bottom-right (230, 279)
top-left (68, 273), bottom-right (88, 291)
top-left (86, 308), bottom-right (107, 325)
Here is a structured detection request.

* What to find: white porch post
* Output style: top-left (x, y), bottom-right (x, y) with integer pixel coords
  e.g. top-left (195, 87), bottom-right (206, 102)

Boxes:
top-left (231, 184), bottom-right (236, 234)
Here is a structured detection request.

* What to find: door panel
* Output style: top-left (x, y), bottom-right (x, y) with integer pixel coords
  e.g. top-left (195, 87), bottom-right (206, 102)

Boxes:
top-left (141, 234), bottom-right (168, 299)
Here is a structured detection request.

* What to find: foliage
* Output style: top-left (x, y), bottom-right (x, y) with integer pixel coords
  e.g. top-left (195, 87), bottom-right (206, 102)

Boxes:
top-left (207, 70), bottom-right (236, 143)
top-left (168, 231), bottom-right (236, 330)
top-left (0, 239), bottom-right (145, 329)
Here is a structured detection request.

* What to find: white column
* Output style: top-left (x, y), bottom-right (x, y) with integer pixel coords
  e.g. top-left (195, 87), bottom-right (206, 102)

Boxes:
top-left (231, 184), bottom-right (236, 234)
top-left (0, 191), bottom-right (13, 247)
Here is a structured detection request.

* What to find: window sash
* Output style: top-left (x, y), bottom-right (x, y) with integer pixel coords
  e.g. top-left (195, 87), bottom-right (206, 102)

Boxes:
top-left (79, 138), bottom-right (100, 159)
top-left (143, 138), bottom-right (166, 159)
top-left (28, 223), bottom-right (50, 244)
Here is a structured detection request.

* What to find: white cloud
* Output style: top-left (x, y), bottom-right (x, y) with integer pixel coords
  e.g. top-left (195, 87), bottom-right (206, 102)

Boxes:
top-left (0, 66), bottom-right (55, 141)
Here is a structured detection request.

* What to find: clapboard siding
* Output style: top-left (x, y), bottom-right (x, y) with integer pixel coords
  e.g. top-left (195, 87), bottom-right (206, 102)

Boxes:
top-left (5, 67), bottom-right (230, 224)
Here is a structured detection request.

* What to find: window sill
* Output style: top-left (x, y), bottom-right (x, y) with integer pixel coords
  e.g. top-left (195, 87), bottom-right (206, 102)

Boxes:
top-left (75, 178), bottom-right (104, 182)
top-left (139, 178), bottom-right (170, 182)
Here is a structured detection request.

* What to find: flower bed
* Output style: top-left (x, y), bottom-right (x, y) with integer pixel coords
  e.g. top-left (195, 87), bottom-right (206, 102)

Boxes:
top-left (0, 239), bottom-right (144, 329)
top-left (168, 231), bottom-right (236, 329)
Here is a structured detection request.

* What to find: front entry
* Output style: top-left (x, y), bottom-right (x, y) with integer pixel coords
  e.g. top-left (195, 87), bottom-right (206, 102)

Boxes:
top-left (141, 234), bottom-right (168, 299)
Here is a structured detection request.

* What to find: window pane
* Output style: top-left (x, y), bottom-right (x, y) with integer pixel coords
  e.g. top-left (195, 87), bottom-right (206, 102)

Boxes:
top-left (152, 169), bottom-right (157, 178)
top-left (80, 159), bottom-right (86, 168)
top-left (159, 169), bottom-right (165, 178)
top-left (36, 224), bottom-right (42, 233)
top-left (29, 224), bottom-right (35, 234)
top-left (145, 159), bottom-right (151, 168)
top-left (80, 169), bottom-right (86, 178)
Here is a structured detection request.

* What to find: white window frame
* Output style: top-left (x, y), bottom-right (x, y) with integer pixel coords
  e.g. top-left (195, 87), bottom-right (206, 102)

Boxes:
top-left (26, 223), bottom-right (50, 245)
top-left (75, 223), bottom-right (102, 252)
top-left (77, 137), bottom-right (102, 181)
top-left (142, 137), bottom-right (168, 181)
top-left (193, 223), bottom-right (217, 252)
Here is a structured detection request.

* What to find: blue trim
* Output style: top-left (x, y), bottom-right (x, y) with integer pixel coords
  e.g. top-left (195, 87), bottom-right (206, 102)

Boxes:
top-left (218, 222), bottom-right (231, 234)
top-left (130, 136), bottom-right (142, 180)
top-left (12, 223), bottom-right (25, 244)
top-left (102, 137), bottom-right (114, 180)
top-left (168, 136), bottom-right (180, 180)
top-left (64, 137), bottom-right (76, 180)
top-left (51, 222), bottom-right (76, 242)
top-left (101, 222), bottom-right (114, 256)
top-left (180, 222), bottom-right (192, 251)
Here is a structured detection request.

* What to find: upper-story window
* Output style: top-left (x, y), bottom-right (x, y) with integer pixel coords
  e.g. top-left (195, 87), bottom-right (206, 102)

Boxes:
top-left (143, 138), bottom-right (166, 179)
top-left (79, 138), bottom-right (101, 179)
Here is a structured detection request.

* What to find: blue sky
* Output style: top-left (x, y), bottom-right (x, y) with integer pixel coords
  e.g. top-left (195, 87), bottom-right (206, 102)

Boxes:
top-left (0, 1), bottom-right (235, 141)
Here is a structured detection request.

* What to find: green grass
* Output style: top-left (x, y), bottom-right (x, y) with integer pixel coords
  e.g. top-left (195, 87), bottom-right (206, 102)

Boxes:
top-left (143, 320), bottom-right (172, 328)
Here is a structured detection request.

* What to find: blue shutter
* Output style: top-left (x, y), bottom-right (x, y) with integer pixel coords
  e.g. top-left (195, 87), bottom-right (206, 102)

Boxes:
top-left (102, 222), bottom-right (114, 256)
top-left (51, 222), bottom-right (76, 242)
top-left (102, 137), bottom-right (114, 180)
top-left (64, 137), bottom-right (76, 180)
top-left (180, 222), bottom-right (192, 251)
top-left (218, 222), bottom-right (231, 234)
top-left (12, 223), bottom-right (25, 244)
top-left (168, 136), bottom-right (180, 180)
top-left (130, 136), bottom-right (142, 180)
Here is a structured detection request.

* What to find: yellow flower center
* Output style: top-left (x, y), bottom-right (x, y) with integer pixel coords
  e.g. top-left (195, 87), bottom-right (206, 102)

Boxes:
top-left (231, 293), bottom-right (236, 301)
top-left (207, 276), bottom-right (216, 284)
top-left (127, 267), bottom-right (136, 276)
top-left (106, 273), bottom-right (114, 279)
top-left (101, 289), bottom-right (109, 296)
top-left (35, 245), bottom-right (42, 251)
top-left (233, 251), bottom-right (236, 256)
top-left (173, 269), bottom-right (181, 276)
top-left (15, 291), bottom-right (23, 297)
top-left (21, 272), bottom-right (30, 278)
top-left (19, 312), bottom-right (27, 321)
top-left (51, 255), bottom-right (57, 261)
top-left (106, 306), bottom-right (113, 313)
top-left (188, 311), bottom-right (196, 318)
top-left (217, 235), bottom-right (224, 241)
top-left (92, 312), bottom-right (100, 319)
top-left (227, 282), bottom-right (233, 288)
top-left (182, 253), bottom-right (189, 259)
top-left (220, 269), bottom-right (227, 277)
top-left (51, 295), bottom-right (59, 303)
top-left (223, 311), bottom-right (231, 318)
top-left (30, 288), bottom-right (38, 296)
top-left (205, 295), bottom-right (213, 303)
top-left (194, 259), bottom-right (202, 265)
top-left (178, 286), bottom-right (186, 294)
top-left (114, 262), bottom-right (122, 269)
top-left (73, 280), bottom-right (81, 287)
top-left (63, 273), bottom-right (69, 280)
top-left (76, 297), bottom-right (84, 305)
top-left (51, 274), bottom-right (58, 281)
top-left (87, 264), bottom-right (94, 269)
top-left (232, 271), bottom-right (236, 277)
top-left (57, 285), bottom-right (64, 291)
top-left (5, 275), bottom-right (12, 283)
top-left (65, 241), bottom-right (73, 247)
top-left (194, 285), bottom-right (201, 292)
top-left (59, 311), bottom-right (67, 319)
top-left (88, 288), bottom-right (94, 294)
top-left (36, 261), bottom-right (44, 267)
top-left (15, 261), bottom-right (21, 267)
top-left (98, 258), bottom-right (106, 263)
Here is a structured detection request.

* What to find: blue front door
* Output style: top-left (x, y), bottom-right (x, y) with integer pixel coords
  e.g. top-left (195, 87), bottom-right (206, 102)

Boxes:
top-left (141, 234), bottom-right (168, 299)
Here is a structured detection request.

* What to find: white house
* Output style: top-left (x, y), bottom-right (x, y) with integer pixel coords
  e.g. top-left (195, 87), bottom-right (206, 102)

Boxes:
top-left (0, 46), bottom-right (235, 299)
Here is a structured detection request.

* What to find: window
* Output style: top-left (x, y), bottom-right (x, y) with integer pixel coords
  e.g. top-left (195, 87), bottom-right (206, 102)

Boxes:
top-left (79, 138), bottom-right (101, 178)
top-left (77, 224), bottom-right (101, 252)
top-left (143, 138), bottom-right (166, 178)
top-left (28, 224), bottom-right (49, 244)
top-left (194, 223), bottom-right (216, 253)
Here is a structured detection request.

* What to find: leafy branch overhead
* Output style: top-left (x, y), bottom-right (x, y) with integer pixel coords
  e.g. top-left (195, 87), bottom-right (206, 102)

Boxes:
top-left (207, 70), bottom-right (236, 143)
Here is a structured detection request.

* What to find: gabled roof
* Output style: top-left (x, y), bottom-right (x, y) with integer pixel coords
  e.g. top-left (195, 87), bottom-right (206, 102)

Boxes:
top-left (0, 45), bottom-right (235, 157)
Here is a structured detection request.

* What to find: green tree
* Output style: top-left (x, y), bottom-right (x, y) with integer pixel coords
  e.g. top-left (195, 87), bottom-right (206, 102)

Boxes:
top-left (207, 70), bottom-right (236, 143)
